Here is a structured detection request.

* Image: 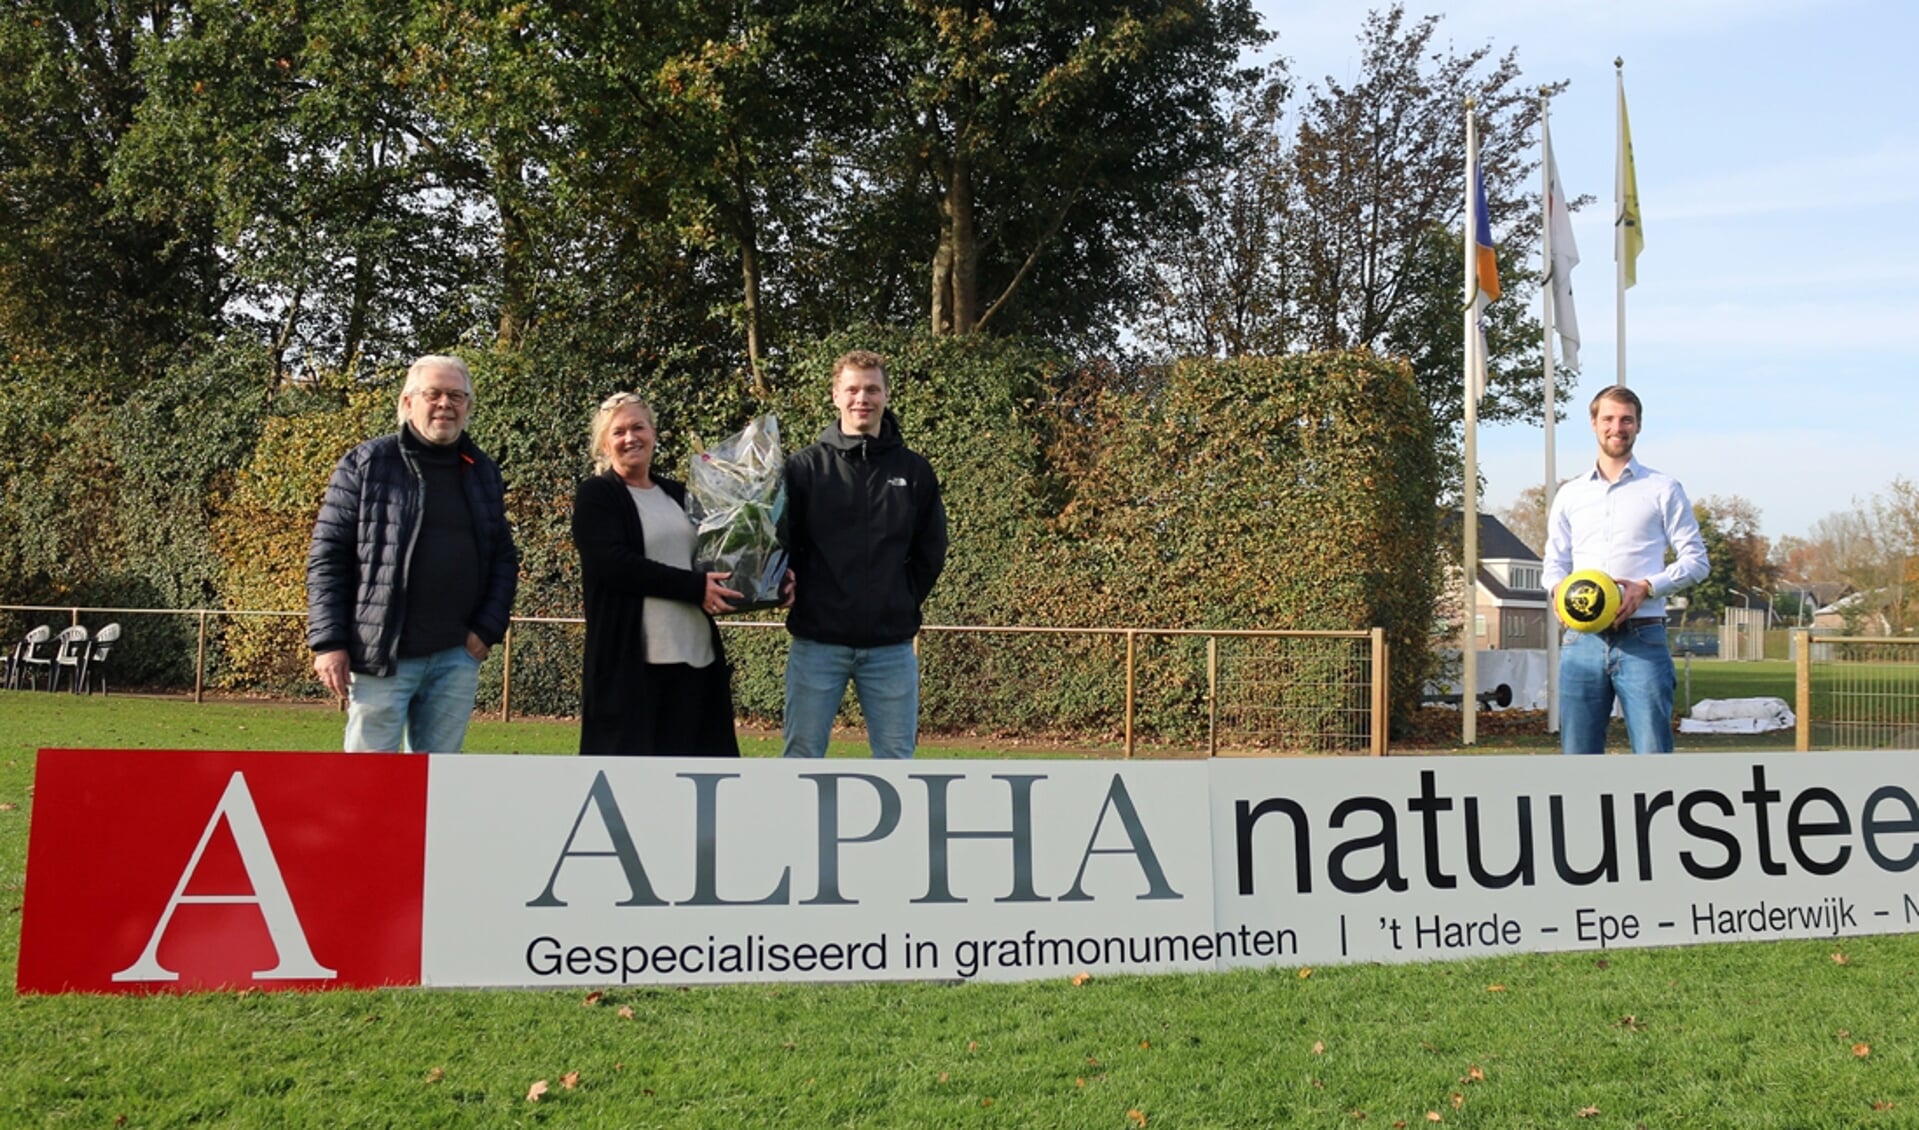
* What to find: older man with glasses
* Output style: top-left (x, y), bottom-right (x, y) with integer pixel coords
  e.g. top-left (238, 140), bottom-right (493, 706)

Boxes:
top-left (307, 354), bottom-right (520, 752)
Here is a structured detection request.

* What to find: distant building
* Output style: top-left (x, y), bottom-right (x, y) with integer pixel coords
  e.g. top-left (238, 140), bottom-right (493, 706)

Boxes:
top-left (1442, 512), bottom-right (1550, 651)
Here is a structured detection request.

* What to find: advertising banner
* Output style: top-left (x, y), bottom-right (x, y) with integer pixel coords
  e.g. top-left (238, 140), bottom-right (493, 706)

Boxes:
top-left (18, 749), bottom-right (427, 994)
top-left (424, 758), bottom-right (1216, 986)
top-left (18, 749), bottom-right (1919, 995)
top-left (1212, 753), bottom-right (1919, 966)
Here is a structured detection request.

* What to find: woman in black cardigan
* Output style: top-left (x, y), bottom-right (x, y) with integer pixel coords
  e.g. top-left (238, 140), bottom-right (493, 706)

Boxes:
top-left (571, 392), bottom-right (742, 756)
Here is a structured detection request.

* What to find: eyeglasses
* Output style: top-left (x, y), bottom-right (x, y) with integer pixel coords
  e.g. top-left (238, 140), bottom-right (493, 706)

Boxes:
top-left (599, 392), bottom-right (649, 411)
top-left (414, 388), bottom-right (470, 406)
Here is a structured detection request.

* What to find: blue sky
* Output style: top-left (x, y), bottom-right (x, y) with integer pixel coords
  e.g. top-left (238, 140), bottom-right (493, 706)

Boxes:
top-left (1249, 0), bottom-right (1916, 543)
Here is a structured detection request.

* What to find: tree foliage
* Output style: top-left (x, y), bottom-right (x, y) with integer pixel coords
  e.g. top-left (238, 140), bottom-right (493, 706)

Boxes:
top-left (4, 3), bottom-right (1545, 739)
top-left (1789, 478), bottom-right (1919, 634)
top-left (1139, 3), bottom-right (1577, 492)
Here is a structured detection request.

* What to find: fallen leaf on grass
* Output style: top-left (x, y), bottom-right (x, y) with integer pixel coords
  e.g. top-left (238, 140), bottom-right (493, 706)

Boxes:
top-left (562, 1072), bottom-right (580, 1090)
top-left (618, 1005), bottom-right (634, 1019)
top-left (1425, 1112), bottom-right (1442, 1122)
top-left (1298, 967), bottom-right (1313, 979)
top-left (424, 1067), bottom-right (444, 1084)
top-left (1140, 1040), bottom-right (1152, 1050)
top-left (968, 1040), bottom-right (979, 1052)
top-left (1075, 1077), bottom-right (1085, 1088)
top-left (781, 1041), bottom-right (796, 1050)
top-left (1071, 971), bottom-right (1093, 986)
top-left (1312, 1041), bottom-right (1326, 1055)
top-left (1348, 1111), bottom-right (1366, 1121)
top-left (1461, 1065), bottom-right (1486, 1084)
top-left (1873, 1100), bottom-right (1896, 1111)
top-left (980, 1098), bottom-right (993, 1108)
top-left (1576, 1106), bottom-right (1599, 1118)
top-left (1854, 1043), bottom-right (1872, 1058)
top-left (1485, 984), bottom-right (1506, 993)
top-left (0, 802), bottom-right (17, 811)
top-left (526, 1080), bottom-right (549, 1103)
top-left (1450, 1093), bottom-right (1465, 1110)
top-left (1617, 1015), bottom-right (1643, 1032)
top-left (1127, 1110), bottom-right (1148, 1127)
top-left (1087, 1056), bottom-right (1101, 1066)
top-left (113, 1117), bottom-right (126, 1127)
top-left (582, 991), bottom-right (603, 1007)
top-left (1832, 951), bottom-right (1850, 965)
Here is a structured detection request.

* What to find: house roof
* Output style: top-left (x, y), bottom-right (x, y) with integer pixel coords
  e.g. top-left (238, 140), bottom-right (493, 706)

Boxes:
top-left (1442, 510), bottom-right (1542, 563)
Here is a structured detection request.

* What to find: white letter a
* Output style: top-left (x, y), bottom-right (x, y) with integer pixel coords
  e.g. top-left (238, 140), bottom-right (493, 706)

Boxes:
top-left (112, 772), bottom-right (338, 982)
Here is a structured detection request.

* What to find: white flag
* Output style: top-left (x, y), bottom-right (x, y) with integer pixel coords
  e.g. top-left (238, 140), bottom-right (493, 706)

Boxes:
top-left (1543, 118), bottom-right (1581, 369)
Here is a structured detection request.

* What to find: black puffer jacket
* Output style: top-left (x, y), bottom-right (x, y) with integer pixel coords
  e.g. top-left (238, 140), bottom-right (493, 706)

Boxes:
top-left (778, 410), bottom-right (946, 648)
top-left (306, 428), bottom-right (519, 676)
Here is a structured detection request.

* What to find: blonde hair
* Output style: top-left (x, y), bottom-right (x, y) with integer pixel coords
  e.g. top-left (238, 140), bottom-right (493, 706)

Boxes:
top-left (590, 391), bottom-right (655, 474)
top-left (396, 354), bottom-right (473, 425)
top-left (832, 349), bottom-right (888, 388)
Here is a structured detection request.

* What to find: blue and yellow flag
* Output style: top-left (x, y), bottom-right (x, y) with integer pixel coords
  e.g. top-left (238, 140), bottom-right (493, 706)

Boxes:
top-left (1472, 160), bottom-right (1501, 305)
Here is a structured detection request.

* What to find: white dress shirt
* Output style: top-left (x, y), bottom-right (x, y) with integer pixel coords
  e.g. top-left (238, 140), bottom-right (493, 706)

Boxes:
top-left (1542, 456), bottom-right (1709, 618)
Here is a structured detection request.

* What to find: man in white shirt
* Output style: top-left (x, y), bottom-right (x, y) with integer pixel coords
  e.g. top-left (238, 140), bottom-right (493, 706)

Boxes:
top-left (1542, 386), bottom-right (1709, 754)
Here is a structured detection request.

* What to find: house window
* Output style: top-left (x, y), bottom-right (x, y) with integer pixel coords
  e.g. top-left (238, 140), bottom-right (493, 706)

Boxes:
top-left (1506, 617), bottom-right (1527, 639)
top-left (1475, 614), bottom-right (1487, 637)
top-left (1511, 565), bottom-right (1541, 591)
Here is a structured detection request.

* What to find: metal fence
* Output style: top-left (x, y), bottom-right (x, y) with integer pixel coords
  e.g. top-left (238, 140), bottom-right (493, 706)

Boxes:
top-left (1794, 631), bottom-right (1919, 752)
top-left (1, 605), bottom-right (1390, 757)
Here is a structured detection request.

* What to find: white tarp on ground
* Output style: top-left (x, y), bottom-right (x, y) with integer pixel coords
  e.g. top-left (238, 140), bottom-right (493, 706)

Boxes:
top-left (1679, 697), bottom-right (1796, 734)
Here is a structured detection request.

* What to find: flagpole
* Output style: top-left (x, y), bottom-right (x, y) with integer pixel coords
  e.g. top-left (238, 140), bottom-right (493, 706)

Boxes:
top-left (1541, 88), bottom-right (1560, 734)
top-left (1462, 98), bottom-right (1480, 746)
top-left (1614, 58), bottom-right (1628, 388)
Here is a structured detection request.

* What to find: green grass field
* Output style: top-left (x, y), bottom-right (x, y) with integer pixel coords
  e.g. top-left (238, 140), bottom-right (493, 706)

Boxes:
top-left (5, 685), bottom-right (1919, 1126)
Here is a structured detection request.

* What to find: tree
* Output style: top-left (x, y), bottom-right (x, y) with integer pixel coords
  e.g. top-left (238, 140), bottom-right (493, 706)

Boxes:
top-left (861, 0), bottom-right (1267, 342)
top-left (115, 0), bottom-right (502, 384)
top-left (1500, 483), bottom-right (1549, 556)
top-left (1695, 494), bottom-right (1774, 597)
top-left (0, 0), bottom-right (222, 380)
top-left (1136, 4), bottom-right (1577, 491)
top-left (1137, 67), bottom-right (1296, 358)
top-left (1686, 505), bottom-right (1737, 621)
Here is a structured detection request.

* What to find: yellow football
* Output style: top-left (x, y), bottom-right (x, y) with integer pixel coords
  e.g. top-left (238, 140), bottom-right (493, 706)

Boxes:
top-left (1556, 569), bottom-right (1622, 633)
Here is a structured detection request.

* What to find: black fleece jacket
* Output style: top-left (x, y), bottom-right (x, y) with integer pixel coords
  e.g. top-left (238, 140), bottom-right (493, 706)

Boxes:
top-left (778, 410), bottom-right (946, 648)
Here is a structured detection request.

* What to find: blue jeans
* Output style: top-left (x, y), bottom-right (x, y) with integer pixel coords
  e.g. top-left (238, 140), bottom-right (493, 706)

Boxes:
top-left (345, 645), bottom-right (483, 753)
top-left (782, 637), bottom-right (919, 759)
top-left (1559, 620), bottom-right (1675, 754)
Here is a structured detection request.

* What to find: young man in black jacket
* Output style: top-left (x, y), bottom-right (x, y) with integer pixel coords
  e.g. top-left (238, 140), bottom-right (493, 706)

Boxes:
top-left (307, 354), bottom-right (519, 752)
top-left (778, 350), bottom-right (947, 758)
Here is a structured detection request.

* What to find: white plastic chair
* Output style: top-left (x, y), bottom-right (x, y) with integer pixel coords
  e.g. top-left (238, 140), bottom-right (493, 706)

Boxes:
top-left (80, 622), bottom-right (121, 695)
top-left (6, 625), bottom-right (52, 691)
top-left (48, 625), bottom-right (89, 693)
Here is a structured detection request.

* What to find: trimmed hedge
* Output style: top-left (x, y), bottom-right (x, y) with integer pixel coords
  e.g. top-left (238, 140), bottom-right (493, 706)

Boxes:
top-left (9, 332), bottom-right (1440, 745)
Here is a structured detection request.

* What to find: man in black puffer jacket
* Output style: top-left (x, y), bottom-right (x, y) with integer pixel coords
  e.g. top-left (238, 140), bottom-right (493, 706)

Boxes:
top-left (778, 349), bottom-right (946, 759)
top-left (307, 354), bottom-right (518, 752)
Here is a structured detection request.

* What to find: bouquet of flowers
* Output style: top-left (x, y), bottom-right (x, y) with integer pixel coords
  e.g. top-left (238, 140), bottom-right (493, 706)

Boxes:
top-left (685, 414), bottom-right (788, 612)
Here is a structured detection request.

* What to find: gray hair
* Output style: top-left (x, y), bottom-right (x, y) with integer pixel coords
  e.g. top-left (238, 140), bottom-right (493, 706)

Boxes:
top-left (396, 354), bottom-right (474, 424)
